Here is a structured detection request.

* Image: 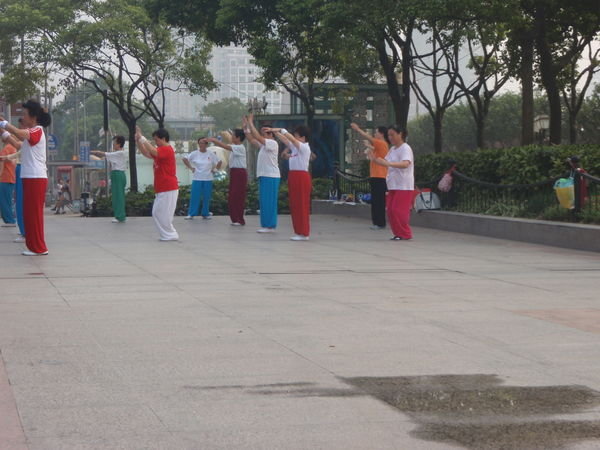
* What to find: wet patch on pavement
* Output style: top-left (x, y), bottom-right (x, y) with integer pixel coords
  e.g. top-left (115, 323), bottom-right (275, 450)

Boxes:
top-left (342, 374), bottom-right (600, 449)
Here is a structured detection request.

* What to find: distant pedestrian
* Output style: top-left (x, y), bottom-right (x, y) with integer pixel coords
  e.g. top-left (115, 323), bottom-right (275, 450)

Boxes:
top-left (369, 126), bottom-right (413, 241)
top-left (136, 126), bottom-right (179, 241)
top-left (243, 114), bottom-right (280, 233)
top-left (183, 137), bottom-right (222, 220)
top-left (270, 125), bottom-right (312, 241)
top-left (351, 122), bottom-right (389, 229)
top-left (91, 135), bottom-right (127, 223)
top-left (0, 99), bottom-right (51, 255)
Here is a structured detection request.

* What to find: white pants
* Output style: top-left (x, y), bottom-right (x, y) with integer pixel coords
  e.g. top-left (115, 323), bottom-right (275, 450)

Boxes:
top-left (152, 189), bottom-right (179, 240)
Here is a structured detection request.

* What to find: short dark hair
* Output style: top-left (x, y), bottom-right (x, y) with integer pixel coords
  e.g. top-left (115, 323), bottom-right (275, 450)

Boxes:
top-left (197, 136), bottom-right (206, 144)
top-left (233, 128), bottom-right (245, 142)
top-left (388, 125), bottom-right (408, 140)
top-left (152, 128), bottom-right (170, 142)
top-left (22, 99), bottom-right (51, 127)
top-left (113, 135), bottom-right (125, 147)
top-left (294, 125), bottom-right (311, 140)
top-left (376, 126), bottom-right (390, 144)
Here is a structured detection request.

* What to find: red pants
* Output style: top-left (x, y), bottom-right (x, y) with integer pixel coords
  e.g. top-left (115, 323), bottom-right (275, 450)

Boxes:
top-left (386, 190), bottom-right (413, 239)
top-left (22, 178), bottom-right (48, 253)
top-left (228, 168), bottom-right (247, 225)
top-left (288, 170), bottom-right (311, 236)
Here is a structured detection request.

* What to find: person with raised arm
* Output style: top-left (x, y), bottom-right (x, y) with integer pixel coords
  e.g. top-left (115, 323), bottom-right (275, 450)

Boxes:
top-left (91, 135), bottom-right (127, 223)
top-left (135, 126), bottom-right (179, 241)
top-left (350, 122), bottom-right (390, 230)
top-left (368, 126), bottom-right (414, 241)
top-left (268, 125), bottom-right (312, 241)
top-left (0, 119), bottom-right (26, 241)
top-left (243, 114), bottom-right (280, 233)
top-left (0, 137), bottom-right (17, 227)
top-left (207, 128), bottom-right (247, 226)
top-left (182, 137), bottom-right (222, 220)
top-left (0, 100), bottom-right (51, 255)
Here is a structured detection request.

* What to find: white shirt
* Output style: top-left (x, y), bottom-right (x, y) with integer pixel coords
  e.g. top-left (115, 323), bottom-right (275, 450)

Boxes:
top-left (229, 144), bottom-right (247, 169)
top-left (20, 126), bottom-right (47, 178)
top-left (256, 138), bottom-right (280, 178)
top-left (288, 141), bottom-right (311, 172)
top-left (385, 143), bottom-right (414, 190)
top-left (105, 150), bottom-right (127, 171)
top-left (185, 150), bottom-right (220, 181)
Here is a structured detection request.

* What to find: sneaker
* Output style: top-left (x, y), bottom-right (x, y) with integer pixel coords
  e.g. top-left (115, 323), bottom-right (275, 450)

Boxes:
top-left (1, 223), bottom-right (16, 227)
top-left (230, 222), bottom-right (243, 226)
top-left (370, 225), bottom-right (385, 230)
top-left (184, 216), bottom-right (194, 220)
top-left (14, 235), bottom-right (25, 243)
top-left (390, 236), bottom-right (411, 241)
top-left (257, 228), bottom-right (274, 233)
top-left (22, 250), bottom-right (48, 256)
top-left (111, 218), bottom-right (119, 223)
top-left (202, 216), bottom-right (212, 220)
top-left (159, 237), bottom-right (179, 241)
top-left (290, 235), bottom-right (309, 241)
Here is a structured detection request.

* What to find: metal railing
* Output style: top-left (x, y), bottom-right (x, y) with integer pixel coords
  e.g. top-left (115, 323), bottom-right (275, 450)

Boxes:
top-left (578, 172), bottom-right (600, 221)
top-left (333, 169), bottom-right (370, 202)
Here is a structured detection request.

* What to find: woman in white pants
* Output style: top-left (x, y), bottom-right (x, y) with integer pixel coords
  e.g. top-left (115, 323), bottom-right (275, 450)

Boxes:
top-left (136, 126), bottom-right (179, 241)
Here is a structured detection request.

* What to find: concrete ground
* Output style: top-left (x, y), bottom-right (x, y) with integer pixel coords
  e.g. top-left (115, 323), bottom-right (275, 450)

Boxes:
top-left (1, 212), bottom-right (600, 450)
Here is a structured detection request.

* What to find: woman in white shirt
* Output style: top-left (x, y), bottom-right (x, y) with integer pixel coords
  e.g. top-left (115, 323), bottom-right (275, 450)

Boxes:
top-left (270, 125), bottom-right (312, 241)
top-left (183, 137), bottom-right (222, 219)
top-left (91, 135), bottom-right (127, 223)
top-left (0, 99), bottom-right (51, 255)
top-left (207, 128), bottom-right (247, 226)
top-left (369, 126), bottom-right (414, 240)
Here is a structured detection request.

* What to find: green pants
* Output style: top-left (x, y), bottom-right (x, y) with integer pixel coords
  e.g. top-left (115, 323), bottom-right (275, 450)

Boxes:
top-left (111, 170), bottom-right (126, 222)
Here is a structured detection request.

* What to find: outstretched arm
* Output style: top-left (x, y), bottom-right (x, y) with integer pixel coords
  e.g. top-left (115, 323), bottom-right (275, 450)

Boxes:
top-left (269, 128), bottom-right (301, 149)
top-left (245, 114), bottom-right (265, 146)
top-left (206, 137), bottom-right (232, 152)
top-left (1, 131), bottom-right (21, 150)
top-left (0, 117), bottom-right (29, 142)
top-left (135, 126), bottom-right (158, 159)
top-left (350, 122), bottom-right (375, 144)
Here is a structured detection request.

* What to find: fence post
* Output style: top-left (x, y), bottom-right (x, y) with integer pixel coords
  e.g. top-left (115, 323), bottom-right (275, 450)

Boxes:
top-left (574, 170), bottom-right (582, 213)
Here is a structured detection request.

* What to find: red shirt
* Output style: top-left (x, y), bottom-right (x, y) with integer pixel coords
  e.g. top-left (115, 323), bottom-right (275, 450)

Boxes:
top-left (0, 144), bottom-right (17, 184)
top-left (153, 145), bottom-right (178, 193)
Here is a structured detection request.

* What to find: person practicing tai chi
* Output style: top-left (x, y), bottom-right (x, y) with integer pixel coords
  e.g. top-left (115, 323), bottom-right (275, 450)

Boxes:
top-left (268, 125), bottom-right (312, 241)
top-left (91, 135), bottom-right (128, 223)
top-left (183, 137), bottom-right (222, 220)
top-left (368, 126), bottom-right (414, 241)
top-left (136, 126), bottom-right (179, 241)
top-left (207, 129), bottom-right (247, 226)
top-left (243, 114), bottom-right (280, 233)
top-left (0, 118), bottom-right (26, 241)
top-left (350, 122), bottom-right (389, 230)
top-left (0, 99), bottom-right (51, 255)
top-left (0, 138), bottom-right (17, 227)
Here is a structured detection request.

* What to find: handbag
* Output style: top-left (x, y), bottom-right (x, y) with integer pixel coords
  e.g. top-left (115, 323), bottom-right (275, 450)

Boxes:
top-left (414, 189), bottom-right (441, 211)
top-left (554, 178), bottom-right (574, 209)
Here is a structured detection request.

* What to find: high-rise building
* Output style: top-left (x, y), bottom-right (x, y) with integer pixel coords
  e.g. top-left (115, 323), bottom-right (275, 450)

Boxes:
top-left (164, 45), bottom-right (288, 122)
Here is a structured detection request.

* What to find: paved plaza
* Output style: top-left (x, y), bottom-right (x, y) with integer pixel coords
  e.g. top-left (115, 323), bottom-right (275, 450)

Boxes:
top-left (1, 212), bottom-right (600, 449)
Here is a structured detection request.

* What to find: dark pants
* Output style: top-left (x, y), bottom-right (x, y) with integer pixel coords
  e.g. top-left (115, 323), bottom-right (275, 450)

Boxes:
top-left (370, 177), bottom-right (387, 227)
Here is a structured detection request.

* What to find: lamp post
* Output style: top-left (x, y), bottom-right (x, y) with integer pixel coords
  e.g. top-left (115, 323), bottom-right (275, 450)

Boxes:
top-left (533, 114), bottom-right (550, 145)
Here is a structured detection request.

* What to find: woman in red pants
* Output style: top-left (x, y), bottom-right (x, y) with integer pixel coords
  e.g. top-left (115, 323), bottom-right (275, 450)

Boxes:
top-left (270, 125), bottom-right (312, 241)
top-left (0, 100), bottom-right (51, 255)
top-left (369, 126), bottom-right (414, 241)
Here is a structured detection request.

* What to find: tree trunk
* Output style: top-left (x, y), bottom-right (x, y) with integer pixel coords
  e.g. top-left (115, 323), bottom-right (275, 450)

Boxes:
top-left (569, 112), bottom-right (577, 144)
top-left (376, 40), bottom-right (404, 127)
top-left (126, 121), bottom-right (139, 192)
top-left (520, 38), bottom-right (534, 146)
top-left (433, 112), bottom-right (443, 153)
top-left (476, 113), bottom-right (485, 149)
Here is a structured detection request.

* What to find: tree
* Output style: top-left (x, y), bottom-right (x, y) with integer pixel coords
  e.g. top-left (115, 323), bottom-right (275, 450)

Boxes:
top-left (578, 83), bottom-right (600, 145)
top-left (0, 0), bottom-right (215, 191)
top-left (202, 98), bottom-right (247, 131)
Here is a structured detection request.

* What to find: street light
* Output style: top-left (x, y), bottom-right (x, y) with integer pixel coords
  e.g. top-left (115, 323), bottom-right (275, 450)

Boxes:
top-left (533, 114), bottom-right (550, 145)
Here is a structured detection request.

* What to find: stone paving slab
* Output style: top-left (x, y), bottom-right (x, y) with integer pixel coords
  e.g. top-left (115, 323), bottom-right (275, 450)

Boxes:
top-left (1, 213), bottom-right (600, 449)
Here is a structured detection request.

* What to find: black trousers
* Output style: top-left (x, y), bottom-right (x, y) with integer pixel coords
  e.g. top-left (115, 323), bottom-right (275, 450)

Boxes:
top-left (370, 177), bottom-right (387, 227)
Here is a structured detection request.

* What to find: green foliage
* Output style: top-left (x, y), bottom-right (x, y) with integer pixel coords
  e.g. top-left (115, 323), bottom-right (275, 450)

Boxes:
top-left (202, 98), bottom-right (247, 131)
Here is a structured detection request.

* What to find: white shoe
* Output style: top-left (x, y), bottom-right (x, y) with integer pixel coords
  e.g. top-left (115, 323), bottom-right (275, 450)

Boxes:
top-left (257, 228), bottom-right (274, 233)
top-left (202, 216), bottom-right (212, 220)
top-left (184, 216), bottom-right (194, 220)
top-left (159, 237), bottom-right (179, 241)
top-left (290, 235), bottom-right (309, 241)
top-left (14, 235), bottom-right (25, 243)
top-left (22, 250), bottom-right (48, 256)
top-left (111, 218), bottom-right (126, 223)
top-left (230, 222), bottom-right (243, 226)
top-left (1, 223), bottom-right (16, 227)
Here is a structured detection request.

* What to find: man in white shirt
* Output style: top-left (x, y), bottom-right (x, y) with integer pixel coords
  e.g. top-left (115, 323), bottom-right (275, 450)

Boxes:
top-left (207, 128), bottom-right (248, 226)
top-left (183, 137), bottom-right (222, 219)
top-left (91, 135), bottom-right (128, 223)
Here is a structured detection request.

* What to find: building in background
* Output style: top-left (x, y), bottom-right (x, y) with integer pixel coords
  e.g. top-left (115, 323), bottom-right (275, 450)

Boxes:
top-left (164, 45), bottom-right (288, 125)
